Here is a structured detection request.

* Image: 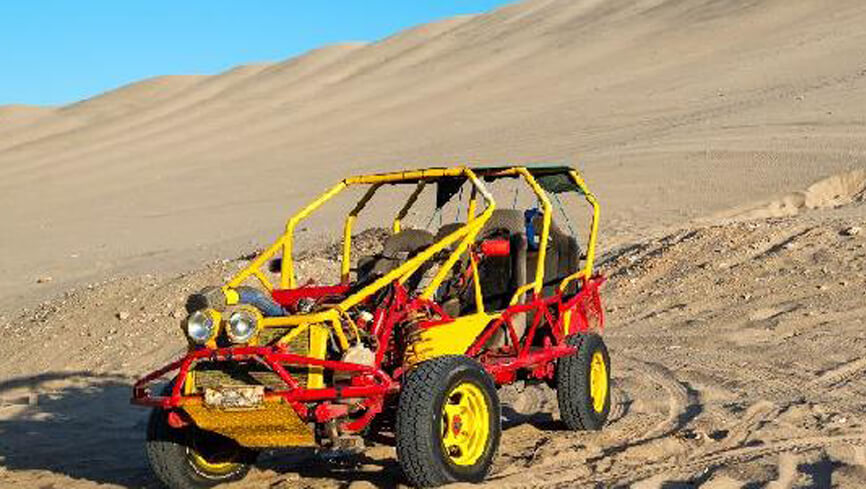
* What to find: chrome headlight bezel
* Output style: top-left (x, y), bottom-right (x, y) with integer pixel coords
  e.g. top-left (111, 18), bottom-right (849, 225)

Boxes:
top-left (226, 306), bottom-right (263, 344)
top-left (186, 309), bottom-right (219, 345)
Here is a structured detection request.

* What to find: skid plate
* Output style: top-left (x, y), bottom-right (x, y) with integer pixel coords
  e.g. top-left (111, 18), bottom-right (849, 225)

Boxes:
top-left (184, 400), bottom-right (315, 448)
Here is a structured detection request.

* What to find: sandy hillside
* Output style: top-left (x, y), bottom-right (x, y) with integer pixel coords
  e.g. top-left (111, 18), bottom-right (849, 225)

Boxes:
top-left (2, 0), bottom-right (866, 309)
top-left (1, 0), bottom-right (866, 487)
top-left (0, 172), bottom-right (864, 488)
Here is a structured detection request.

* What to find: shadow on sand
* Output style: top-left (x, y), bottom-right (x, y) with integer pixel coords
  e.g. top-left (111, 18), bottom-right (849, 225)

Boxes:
top-left (0, 373), bottom-right (580, 488)
top-left (0, 371), bottom-right (158, 487)
top-left (0, 372), bottom-right (406, 488)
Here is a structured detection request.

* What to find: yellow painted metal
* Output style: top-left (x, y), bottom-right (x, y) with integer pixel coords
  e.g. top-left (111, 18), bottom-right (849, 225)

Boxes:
top-left (342, 217), bottom-right (357, 282)
top-left (562, 309), bottom-right (573, 336)
top-left (222, 287), bottom-right (239, 305)
top-left (509, 283), bottom-right (535, 307)
top-left (221, 165), bottom-right (603, 361)
top-left (366, 217), bottom-right (476, 302)
top-left (307, 324), bottom-right (329, 389)
top-left (183, 400), bottom-right (316, 448)
top-left (183, 371), bottom-right (197, 396)
top-left (474, 167), bottom-right (556, 306)
top-left (515, 168), bottom-right (552, 295)
top-left (590, 350), bottom-right (608, 413)
top-left (419, 216), bottom-right (488, 301)
top-left (338, 308), bottom-right (361, 343)
top-left (263, 310), bottom-right (335, 327)
top-left (227, 236), bottom-right (284, 290)
top-left (345, 167), bottom-right (467, 185)
top-left (342, 183), bottom-right (381, 282)
top-left (467, 186), bottom-right (478, 223)
top-left (283, 181), bottom-right (348, 289)
top-left (329, 317), bottom-right (350, 351)
top-left (393, 181), bottom-right (426, 233)
top-left (275, 323), bottom-right (310, 348)
top-left (404, 313), bottom-right (492, 366)
top-left (441, 381), bottom-right (490, 466)
top-left (262, 311), bottom-right (347, 351)
top-left (228, 166), bottom-right (494, 337)
top-left (569, 169), bottom-right (600, 279)
top-left (558, 270), bottom-right (586, 294)
top-left (345, 171), bottom-right (493, 312)
top-left (252, 270), bottom-right (273, 291)
top-left (187, 448), bottom-right (238, 474)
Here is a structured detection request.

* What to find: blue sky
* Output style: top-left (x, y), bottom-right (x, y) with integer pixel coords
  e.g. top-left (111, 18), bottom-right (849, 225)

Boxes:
top-left (0, 1), bottom-right (512, 106)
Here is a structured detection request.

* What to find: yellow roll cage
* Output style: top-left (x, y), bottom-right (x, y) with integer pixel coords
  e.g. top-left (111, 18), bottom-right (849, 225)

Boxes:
top-left (223, 166), bottom-right (600, 352)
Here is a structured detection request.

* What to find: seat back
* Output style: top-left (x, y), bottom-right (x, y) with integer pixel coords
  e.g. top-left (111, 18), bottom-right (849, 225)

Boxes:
top-left (526, 215), bottom-right (582, 295)
top-left (475, 209), bottom-right (528, 311)
top-left (356, 229), bottom-right (434, 289)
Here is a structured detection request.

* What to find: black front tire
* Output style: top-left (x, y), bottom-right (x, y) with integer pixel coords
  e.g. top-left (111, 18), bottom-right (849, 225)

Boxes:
top-left (146, 407), bottom-right (257, 489)
top-left (556, 333), bottom-right (611, 431)
top-left (396, 355), bottom-right (501, 487)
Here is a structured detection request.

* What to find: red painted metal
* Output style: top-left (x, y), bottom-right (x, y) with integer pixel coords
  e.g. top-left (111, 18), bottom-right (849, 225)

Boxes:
top-left (167, 410), bottom-right (190, 429)
top-left (464, 275), bottom-right (605, 383)
top-left (314, 403), bottom-right (351, 423)
top-left (341, 396), bottom-right (384, 432)
top-left (131, 345), bottom-right (396, 424)
top-left (132, 274), bottom-right (606, 443)
top-left (480, 239), bottom-right (510, 257)
top-left (271, 285), bottom-right (351, 307)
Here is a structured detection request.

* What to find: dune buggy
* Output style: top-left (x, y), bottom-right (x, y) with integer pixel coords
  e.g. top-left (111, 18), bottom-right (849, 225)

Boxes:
top-left (132, 165), bottom-right (609, 488)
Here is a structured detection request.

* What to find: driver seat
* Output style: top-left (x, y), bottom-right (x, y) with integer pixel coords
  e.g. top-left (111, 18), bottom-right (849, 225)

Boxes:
top-left (356, 229), bottom-right (434, 291)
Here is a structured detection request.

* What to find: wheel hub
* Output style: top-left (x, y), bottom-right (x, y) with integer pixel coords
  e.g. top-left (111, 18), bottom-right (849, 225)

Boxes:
top-left (589, 350), bottom-right (608, 413)
top-left (441, 382), bottom-right (489, 466)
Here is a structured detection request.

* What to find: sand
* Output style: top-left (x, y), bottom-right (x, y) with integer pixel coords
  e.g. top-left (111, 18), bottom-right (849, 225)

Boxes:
top-left (1, 0), bottom-right (865, 487)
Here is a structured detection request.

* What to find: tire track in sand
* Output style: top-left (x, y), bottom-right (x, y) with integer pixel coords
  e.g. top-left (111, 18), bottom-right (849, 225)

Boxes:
top-left (485, 357), bottom-right (700, 487)
top-left (606, 381), bottom-right (631, 424)
top-left (704, 400), bottom-right (779, 453)
top-left (548, 433), bottom-right (866, 487)
top-left (809, 357), bottom-right (866, 387)
top-left (621, 356), bottom-right (701, 440)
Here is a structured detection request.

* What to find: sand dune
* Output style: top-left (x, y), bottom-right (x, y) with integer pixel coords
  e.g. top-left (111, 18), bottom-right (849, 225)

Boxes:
top-left (1, 0), bottom-right (866, 309)
top-left (1, 0), bottom-right (866, 486)
top-left (62, 75), bottom-right (209, 119)
top-left (711, 169), bottom-right (866, 221)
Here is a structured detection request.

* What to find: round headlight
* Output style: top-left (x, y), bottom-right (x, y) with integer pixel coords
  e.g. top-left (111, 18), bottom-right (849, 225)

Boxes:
top-left (227, 308), bottom-right (260, 344)
top-left (186, 310), bottom-right (216, 344)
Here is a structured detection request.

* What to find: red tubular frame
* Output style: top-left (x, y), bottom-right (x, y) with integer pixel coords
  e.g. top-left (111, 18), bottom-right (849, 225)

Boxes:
top-left (131, 346), bottom-right (397, 423)
top-left (465, 276), bottom-right (605, 384)
top-left (131, 276), bottom-right (604, 435)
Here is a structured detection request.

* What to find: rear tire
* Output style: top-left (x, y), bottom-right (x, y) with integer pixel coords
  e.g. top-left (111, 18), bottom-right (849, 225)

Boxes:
top-left (556, 334), bottom-right (611, 431)
top-left (396, 355), bottom-right (501, 487)
top-left (146, 407), bottom-right (257, 489)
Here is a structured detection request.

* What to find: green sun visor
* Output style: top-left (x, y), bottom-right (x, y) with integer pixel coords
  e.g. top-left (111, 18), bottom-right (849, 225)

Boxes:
top-left (434, 165), bottom-right (583, 208)
top-left (534, 172), bottom-right (584, 195)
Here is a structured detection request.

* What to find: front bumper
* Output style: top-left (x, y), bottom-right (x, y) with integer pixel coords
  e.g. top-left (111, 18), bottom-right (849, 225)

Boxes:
top-left (131, 345), bottom-right (394, 412)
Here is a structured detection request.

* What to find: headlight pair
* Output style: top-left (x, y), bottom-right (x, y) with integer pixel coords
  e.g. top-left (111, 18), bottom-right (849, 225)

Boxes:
top-left (185, 306), bottom-right (262, 345)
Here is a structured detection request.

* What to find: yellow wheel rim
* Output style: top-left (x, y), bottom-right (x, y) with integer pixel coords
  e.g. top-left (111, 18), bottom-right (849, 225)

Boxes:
top-left (441, 382), bottom-right (490, 466)
top-left (188, 449), bottom-right (238, 475)
top-left (590, 351), bottom-right (608, 413)
top-left (185, 431), bottom-right (243, 476)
